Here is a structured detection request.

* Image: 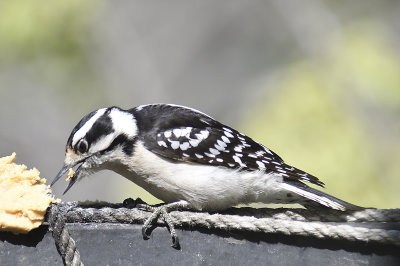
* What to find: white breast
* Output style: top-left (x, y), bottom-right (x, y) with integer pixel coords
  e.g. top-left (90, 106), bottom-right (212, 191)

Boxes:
top-left (113, 141), bottom-right (287, 211)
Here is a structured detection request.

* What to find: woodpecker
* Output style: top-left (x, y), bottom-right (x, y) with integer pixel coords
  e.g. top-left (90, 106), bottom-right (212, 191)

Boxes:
top-left (52, 104), bottom-right (361, 248)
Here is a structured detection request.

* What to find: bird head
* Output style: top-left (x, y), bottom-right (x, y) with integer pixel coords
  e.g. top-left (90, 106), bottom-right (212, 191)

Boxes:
top-left (51, 107), bottom-right (137, 194)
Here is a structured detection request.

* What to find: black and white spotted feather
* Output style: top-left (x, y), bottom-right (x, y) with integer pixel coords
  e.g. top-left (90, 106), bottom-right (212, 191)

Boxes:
top-left (132, 104), bottom-right (324, 187)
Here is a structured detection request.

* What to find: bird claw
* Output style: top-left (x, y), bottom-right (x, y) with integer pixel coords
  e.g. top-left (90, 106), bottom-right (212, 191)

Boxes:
top-left (141, 226), bottom-right (151, 240)
top-left (137, 200), bottom-right (189, 248)
top-left (171, 235), bottom-right (180, 249)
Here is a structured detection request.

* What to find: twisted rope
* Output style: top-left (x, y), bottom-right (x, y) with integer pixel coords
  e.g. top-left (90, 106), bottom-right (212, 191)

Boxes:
top-left (47, 204), bottom-right (84, 266)
top-left (59, 201), bottom-right (400, 246)
top-left (46, 201), bottom-right (400, 265)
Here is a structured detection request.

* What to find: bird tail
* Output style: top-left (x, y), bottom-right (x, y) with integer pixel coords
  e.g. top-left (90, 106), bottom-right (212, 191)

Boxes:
top-left (281, 181), bottom-right (363, 211)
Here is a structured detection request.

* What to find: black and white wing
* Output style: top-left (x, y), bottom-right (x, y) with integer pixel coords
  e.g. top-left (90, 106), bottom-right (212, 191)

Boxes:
top-left (132, 104), bottom-right (324, 187)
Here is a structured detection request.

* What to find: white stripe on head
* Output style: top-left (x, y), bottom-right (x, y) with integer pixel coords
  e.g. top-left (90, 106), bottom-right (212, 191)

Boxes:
top-left (88, 108), bottom-right (138, 153)
top-left (109, 108), bottom-right (137, 138)
top-left (72, 108), bottom-right (107, 147)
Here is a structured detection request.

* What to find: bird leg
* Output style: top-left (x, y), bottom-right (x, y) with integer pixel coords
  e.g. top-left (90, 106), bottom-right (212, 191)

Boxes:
top-left (136, 200), bottom-right (189, 249)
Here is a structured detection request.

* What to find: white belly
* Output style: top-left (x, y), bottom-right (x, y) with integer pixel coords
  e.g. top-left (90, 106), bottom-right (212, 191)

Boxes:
top-left (112, 142), bottom-right (287, 211)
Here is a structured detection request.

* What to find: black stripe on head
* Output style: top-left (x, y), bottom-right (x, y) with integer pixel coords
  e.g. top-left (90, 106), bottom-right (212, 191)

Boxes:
top-left (85, 112), bottom-right (114, 147)
top-left (66, 108), bottom-right (115, 153)
top-left (66, 109), bottom-right (99, 149)
top-left (101, 134), bottom-right (137, 156)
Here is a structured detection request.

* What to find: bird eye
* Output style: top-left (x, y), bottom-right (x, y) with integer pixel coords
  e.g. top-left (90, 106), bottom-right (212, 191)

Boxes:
top-left (76, 139), bottom-right (89, 154)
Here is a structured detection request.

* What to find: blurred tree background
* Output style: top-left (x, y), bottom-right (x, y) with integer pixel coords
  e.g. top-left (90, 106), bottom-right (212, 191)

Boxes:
top-left (0, 0), bottom-right (399, 208)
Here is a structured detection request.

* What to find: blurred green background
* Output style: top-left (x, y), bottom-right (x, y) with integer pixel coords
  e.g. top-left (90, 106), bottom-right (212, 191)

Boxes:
top-left (1, 0), bottom-right (399, 208)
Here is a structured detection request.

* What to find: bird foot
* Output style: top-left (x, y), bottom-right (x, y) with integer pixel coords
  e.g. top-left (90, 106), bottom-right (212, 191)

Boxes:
top-left (137, 200), bottom-right (189, 249)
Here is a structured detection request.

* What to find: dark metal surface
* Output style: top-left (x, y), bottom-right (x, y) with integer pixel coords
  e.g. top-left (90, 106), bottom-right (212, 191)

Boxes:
top-left (1, 223), bottom-right (399, 266)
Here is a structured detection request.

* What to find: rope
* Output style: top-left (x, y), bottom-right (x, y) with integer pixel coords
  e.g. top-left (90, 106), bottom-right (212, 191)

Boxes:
top-left (46, 201), bottom-right (400, 264)
top-left (220, 206), bottom-right (400, 223)
top-left (61, 201), bottom-right (400, 245)
top-left (47, 203), bottom-right (84, 266)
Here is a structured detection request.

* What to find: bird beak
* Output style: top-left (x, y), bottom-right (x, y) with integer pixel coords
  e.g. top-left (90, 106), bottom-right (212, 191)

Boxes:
top-left (51, 159), bottom-right (86, 195)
